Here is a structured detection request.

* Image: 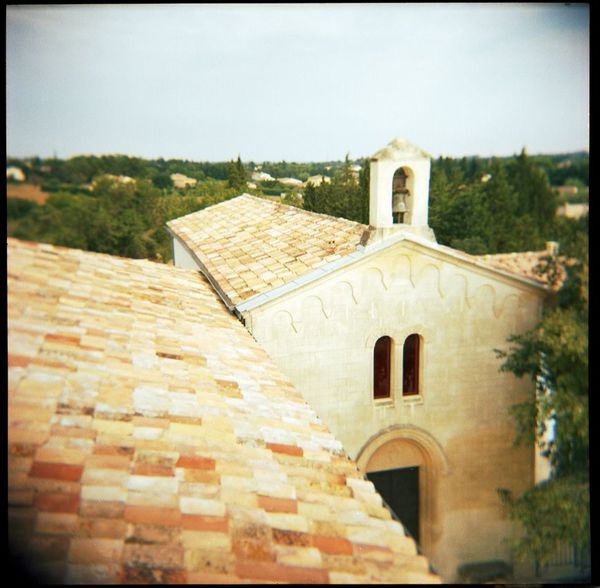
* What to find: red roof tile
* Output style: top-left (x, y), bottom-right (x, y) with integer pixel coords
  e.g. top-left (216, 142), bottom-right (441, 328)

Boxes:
top-left (8, 238), bottom-right (440, 584)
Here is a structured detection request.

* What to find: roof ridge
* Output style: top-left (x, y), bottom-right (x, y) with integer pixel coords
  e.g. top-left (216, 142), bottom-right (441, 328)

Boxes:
top-left (170, 192), bottom-right (368, 229)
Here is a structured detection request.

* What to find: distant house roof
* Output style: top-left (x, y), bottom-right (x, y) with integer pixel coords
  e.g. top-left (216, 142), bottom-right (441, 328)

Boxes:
top-left (557, 202), bottom-right (589, 219)
top-left (306, 174), bottom-right (331, 186)
top-left (167, 195), bottom-right (556, 313)
top-left (7, 166), bottom-right (26, 181)
top-left (7, 237), bottom-right (439, 585)
top-left (170, 173), bottom-right (198, 188)
top-left (278, 177), bottom-right (303, 186)
top-left (251, 171), bottom-right (275, 182)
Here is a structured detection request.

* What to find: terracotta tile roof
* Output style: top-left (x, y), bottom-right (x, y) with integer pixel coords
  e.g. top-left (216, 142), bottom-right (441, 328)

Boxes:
top-left (168, 196), bottom-right (562, 309)
top-left (166, 195), bottom-right (368, 307)
top-left (475, 250), bottom-right (570, 291)
top-left (7, 238), bottom-right (439, 584)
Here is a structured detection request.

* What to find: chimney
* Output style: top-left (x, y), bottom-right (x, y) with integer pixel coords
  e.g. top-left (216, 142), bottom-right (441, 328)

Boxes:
top-left (545, 241), bottom-right (560, 256)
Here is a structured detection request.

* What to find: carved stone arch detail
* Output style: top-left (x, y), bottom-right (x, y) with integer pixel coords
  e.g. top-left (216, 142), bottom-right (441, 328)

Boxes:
top-left (444, 272), bottom-right (471, 310)
top-left (496, 292), bottom-right (520, 319)
top-left (301, 294), bottom-right (330, 320)
top-left (355, 425), bottom-right (449, 556)
top-left (416, 263), bottom-right (444, 298)
top-left (364, 266), bottom-right (388, 291)
top-left (271, 309), bottom-right (298, 335)
top-left (356, 424), bottom-right (450, 475)
top-left (333, 279), bottom-right (358, 305)
top-left (392, 254), bottom-right (415, 288)
top-left (469, 283), bottom-right (498, 316)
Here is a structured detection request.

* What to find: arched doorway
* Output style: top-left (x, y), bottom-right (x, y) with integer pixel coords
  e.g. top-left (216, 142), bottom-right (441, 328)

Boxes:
top-left (356, 426), bottom-right (448, 557)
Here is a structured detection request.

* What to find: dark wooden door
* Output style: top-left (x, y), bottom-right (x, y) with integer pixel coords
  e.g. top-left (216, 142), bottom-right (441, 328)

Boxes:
top-left (367, 466), bottom-right (420, 543)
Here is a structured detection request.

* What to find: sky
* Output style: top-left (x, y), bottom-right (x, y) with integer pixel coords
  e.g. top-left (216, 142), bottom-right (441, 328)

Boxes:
top-left (6, 3), bottom-right (590, 163)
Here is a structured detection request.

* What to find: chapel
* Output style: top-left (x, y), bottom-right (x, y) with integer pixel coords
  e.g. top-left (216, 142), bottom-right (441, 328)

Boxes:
top-left (166, 138), bottom-right (563, 581)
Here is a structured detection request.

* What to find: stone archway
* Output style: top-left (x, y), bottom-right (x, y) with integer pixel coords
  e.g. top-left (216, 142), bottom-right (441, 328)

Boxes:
top-left (356, 425), bottom-right (448, 557)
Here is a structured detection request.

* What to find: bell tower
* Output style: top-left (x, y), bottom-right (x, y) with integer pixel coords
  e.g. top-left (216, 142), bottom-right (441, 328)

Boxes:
top-left (368, 138), bottom-right (436, 242)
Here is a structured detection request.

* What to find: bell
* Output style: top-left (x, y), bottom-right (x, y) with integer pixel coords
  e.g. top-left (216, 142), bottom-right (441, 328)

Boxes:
top-left (392, 193), bottom-right (407, 213)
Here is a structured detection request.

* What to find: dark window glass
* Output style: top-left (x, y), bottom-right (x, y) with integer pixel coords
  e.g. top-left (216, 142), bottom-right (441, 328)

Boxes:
top-left (374, 336), bottom-right (392, 399)
top-left (403, 334), bottom-right (420, 396)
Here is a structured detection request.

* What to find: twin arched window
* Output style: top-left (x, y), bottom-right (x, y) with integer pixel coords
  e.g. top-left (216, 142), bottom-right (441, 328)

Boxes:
top-left (373, 334), bottom-right (421, 399)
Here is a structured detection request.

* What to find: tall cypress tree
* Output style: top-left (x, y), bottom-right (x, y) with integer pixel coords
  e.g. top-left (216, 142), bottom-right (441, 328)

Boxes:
top-left (227, 156), bottom-right (247, 191)
top-left (508, 148), bottom-right (557, 238)
top-left (483, 159), bottom-right (519, 252)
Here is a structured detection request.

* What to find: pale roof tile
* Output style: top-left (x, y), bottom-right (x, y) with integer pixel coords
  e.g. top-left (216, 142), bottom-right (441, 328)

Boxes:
top-left (168, 196), bottom-right (563, 309)
top-left (7, 238), bottom-right (440, 584)
top-left (166, 194), bottom-right (368, 306)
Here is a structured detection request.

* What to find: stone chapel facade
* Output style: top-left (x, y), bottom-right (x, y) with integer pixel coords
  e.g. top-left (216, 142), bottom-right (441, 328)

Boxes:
top-left (167, 139), bottom-right (553, 581)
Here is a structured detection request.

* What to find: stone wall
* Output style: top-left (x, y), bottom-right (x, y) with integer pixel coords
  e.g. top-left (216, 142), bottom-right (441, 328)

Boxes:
top-left (243, 239), bottom-right (545, 581)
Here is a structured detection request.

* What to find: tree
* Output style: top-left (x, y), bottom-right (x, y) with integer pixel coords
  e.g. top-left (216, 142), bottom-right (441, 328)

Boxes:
top-left (300, 155), bottom-right (368, 225)
top-left (507, 148), bottom-right (558, 241)
top-left (495, 244), bottom-right (589, 571)
top-left (227, 156), bottom-right (247, 190)
top-left (481, 159), bottom-right (519, 252)
top-left (152, 172), bottom-right (173, 190)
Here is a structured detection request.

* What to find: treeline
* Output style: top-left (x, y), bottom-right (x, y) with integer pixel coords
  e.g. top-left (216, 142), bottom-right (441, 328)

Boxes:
top-left (254, 161), bottom-right (338, 182)
top-left (7, 148), bottom-right (588, 264)
top-left (7, 177), bottom-right (239, 262)
top-left (6, 154), bottom-right (349, 190)
top-left (429, 149), bottom-right (558, 254)
top-left (6, 154), bottom-right (234, 189)
top-left (303, 148), bottom-right (588, 259)
top-left (7, 149), bottom-right (588, 189)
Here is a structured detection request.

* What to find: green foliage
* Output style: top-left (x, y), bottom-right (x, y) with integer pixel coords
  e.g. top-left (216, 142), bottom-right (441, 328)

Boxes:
top-left (495, 240), bottom-right (589, 567)
top-left (497, 475), bottom-right (590, 567)
top-left (429, 150), bottom-right (566, 254)
top-left (151, 172), bottom-right (174, 190)
top-left (507, 148), bottom-right (558, 235)
top-left (7, 178), bottom-right (209, 262)
top-left (259, 160), bottom-right (335, 182)
top-left (302, 157), bottom-right (368, 224)
top-left (7, 197), bottom-right (40, 220)
top-left (7, 149), bottom-right (588, 264)
top-left (227, 156), bottom-right (248, 190)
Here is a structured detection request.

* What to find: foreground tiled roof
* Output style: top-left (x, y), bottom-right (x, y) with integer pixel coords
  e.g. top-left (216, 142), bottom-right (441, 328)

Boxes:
top-left (166, 195), bottom-right (368, 307)
top-left (7, 238), bottom-right (439, 584)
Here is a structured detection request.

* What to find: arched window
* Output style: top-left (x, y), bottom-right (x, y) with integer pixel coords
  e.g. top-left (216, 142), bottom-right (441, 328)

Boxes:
top-left (373, 336), bottom-right (392, 399)
top-left (402, 334), bottom-right (420, 396)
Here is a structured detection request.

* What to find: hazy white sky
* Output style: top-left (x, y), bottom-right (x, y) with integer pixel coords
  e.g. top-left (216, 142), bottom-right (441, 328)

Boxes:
top-left (6, 3), bottom-right (589, 162)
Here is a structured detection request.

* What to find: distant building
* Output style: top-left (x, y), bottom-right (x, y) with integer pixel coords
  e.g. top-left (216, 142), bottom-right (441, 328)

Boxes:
top-left (305, 174), bottom-right (331, 187)
top-left (557, 202), bottom-right (589, 219)
top-left (278, 177), bottom-right (303, 186)
top-left (6, 166), bottom-right (26, 182)
top-left (251, 171), bottom-right (275, 182)
top-left (554, 185), bottom-right (579, 197)
top-left (350, 164), bottom-right (362, 179)
top-left (170, 173), bottom-right (198, 189)
top-left (94, 173), bottom-right (136, 186)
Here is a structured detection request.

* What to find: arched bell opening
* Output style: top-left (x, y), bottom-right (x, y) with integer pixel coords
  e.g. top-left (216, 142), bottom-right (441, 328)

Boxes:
top-left (392, 167), bottom-right (413, 224)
